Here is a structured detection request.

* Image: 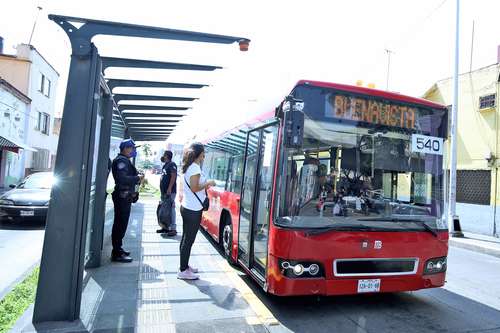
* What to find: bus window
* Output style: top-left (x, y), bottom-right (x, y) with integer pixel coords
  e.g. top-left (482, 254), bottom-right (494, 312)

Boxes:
top-left (277, 120), bottom-right (444, 230)
top-left (228, 155), bottom-right (244, 193)
top-left (204, 148), bottom-right (231, 188)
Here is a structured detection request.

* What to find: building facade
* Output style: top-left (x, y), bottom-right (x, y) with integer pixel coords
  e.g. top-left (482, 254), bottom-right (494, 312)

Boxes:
top-left (423, 63), bottom-right (500, 237)
top-left (0, 42), bottom-right (60, 174)
top-left (0, 78), bottom-right (31, 188)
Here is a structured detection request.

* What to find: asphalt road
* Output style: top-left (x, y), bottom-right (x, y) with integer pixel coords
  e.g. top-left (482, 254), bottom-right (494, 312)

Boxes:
top-left (240, 246), bottom-right (500, 333)
top-left (0, 220), bottom-right (44, 299)
top-left (1, 198), bottom-right (500, 333)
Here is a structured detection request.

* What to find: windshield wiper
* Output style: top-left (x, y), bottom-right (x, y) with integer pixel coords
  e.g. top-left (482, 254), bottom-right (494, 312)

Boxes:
top-left (358, 217), bottom-right (438, 237)
top-left (303, 224), bottom-right (384, 236)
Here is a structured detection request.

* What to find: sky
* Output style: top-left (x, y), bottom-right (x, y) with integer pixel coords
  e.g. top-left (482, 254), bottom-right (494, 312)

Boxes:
top-left (1, 0), bottom-right (500, 146)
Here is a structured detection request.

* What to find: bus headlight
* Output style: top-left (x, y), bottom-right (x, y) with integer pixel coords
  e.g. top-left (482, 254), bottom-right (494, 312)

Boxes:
top-left (293, 264), bottom-right (304, 276)
top-left (424, 257), bottom-right (447, 275)
top-left (279, 259), bottom-right (324, 278)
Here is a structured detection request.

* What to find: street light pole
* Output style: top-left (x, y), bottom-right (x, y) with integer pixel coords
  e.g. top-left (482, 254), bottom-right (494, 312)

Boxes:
top-left (448, 0), bottom-right (464, 237)
top-left (385, 48), bottom-right (393, 91)
top-left (28, 6), bottom-right (42, 45)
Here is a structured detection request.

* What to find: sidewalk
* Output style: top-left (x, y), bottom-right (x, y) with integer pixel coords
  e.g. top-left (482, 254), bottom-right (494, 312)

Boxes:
top-left (449, 231), bottom-right (500, 258)
top-left (16, 196), bottom-right (280, 333)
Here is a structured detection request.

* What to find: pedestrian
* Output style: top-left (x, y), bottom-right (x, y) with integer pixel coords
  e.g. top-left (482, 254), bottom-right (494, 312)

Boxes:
top-left (178, 142), bottom-right (215, 280)
top-left (111, 139), bottom-right (144, 263)
top-left (158, 150), bottom-right (177, 236)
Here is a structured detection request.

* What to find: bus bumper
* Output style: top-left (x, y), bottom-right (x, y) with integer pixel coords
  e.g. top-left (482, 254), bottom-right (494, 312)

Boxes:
top-left (266, 256), bottom-right (446, 296)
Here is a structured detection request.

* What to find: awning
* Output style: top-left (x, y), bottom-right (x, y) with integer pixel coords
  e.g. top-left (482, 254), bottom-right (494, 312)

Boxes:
top-left (0, 136), bottom-right (37, 153)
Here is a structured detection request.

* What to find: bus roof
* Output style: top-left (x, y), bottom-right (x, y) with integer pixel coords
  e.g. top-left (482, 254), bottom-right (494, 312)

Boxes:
top-left (296, 80), bottom-right (447, 110)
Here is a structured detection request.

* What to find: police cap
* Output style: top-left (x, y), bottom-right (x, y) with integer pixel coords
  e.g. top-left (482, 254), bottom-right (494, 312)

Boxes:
top-left (119, 139), bottom-right (140, 150)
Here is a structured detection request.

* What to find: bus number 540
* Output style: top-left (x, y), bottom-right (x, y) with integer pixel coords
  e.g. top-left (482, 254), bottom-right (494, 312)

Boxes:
top-left (411, 134), bottom-right (443, 156)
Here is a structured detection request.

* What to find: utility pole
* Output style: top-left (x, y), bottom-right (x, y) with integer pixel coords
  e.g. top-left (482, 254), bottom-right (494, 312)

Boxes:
top-left (469, 20), bottom-right (475, 72)
top-left (448, 0), bottom-right (464, 237)
top-left (28, 6), bottom-right (43, 45)
top-left (385, 48), bottom-right (394, 91)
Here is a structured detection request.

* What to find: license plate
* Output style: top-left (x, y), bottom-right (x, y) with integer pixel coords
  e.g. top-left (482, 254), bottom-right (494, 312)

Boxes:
top-left (357, 279), bottom-right (381, 293)
top-left (20, 210), bottom-right (34, 217)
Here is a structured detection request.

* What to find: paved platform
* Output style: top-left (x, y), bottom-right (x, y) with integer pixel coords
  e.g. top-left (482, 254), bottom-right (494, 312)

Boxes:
top-left (15, 196), bottom-right (278, 333)
top-left (449, 231), bottom-right (500, 258)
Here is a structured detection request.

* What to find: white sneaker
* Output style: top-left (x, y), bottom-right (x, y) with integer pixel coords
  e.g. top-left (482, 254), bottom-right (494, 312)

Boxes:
top-left (188, 265), bottom-right (199, 273)
top-left (177, 269), bottom-right (199, 280)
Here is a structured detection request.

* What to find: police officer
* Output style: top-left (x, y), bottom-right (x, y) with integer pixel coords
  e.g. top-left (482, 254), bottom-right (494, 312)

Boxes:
top-left (111, 139), bottom-right (144, 263)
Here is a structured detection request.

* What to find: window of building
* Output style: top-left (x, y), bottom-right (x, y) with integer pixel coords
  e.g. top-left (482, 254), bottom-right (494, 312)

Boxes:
top-left (479, 94), bottom-right (496, 110)
top-left (32, 148), bottom-right (51, 170)
top-left (39, 73), bottom-right (51, 97)
top-left (36, 111), bottom-right (50, 135)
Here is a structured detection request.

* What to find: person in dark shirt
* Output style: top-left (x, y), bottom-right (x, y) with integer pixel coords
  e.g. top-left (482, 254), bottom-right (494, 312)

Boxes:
top-left (111, 139), bottom-right (144, 263)
top-left (158, 150), bottom-right (177, 236)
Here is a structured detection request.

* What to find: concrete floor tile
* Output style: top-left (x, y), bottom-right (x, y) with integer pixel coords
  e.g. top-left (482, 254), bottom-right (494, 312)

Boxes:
top-left (137, 309), bottom-right (173, 326)
top-left (174, 317), bottom-right (268, 333)
top-left (92, 312), bottom-right (136, 331)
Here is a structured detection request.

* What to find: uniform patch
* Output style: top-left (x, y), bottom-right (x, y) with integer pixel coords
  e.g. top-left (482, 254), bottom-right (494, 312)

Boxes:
top-left (117, 162), bottom-right (127, 170)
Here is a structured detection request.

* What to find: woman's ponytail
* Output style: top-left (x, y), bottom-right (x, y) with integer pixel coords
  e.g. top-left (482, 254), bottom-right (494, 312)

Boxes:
top-left (182, 142), bottom-right (205, 173)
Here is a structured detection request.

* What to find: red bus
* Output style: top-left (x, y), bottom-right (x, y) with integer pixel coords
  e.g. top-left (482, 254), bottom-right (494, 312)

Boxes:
top-left (199, 80), bottom-right (449, 296)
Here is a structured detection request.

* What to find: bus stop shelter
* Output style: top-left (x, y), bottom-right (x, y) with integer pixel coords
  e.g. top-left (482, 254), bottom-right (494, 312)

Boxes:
top-left (33, 15), bottom-right (249, 325)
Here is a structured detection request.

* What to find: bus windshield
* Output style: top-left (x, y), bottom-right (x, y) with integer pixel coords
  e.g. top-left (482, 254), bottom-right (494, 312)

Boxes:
top-left (277, 120), bottom-right (447, 232)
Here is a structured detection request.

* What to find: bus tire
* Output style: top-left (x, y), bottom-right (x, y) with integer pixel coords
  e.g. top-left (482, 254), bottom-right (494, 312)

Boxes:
top-left (220, 212), bottom-right (236, 265)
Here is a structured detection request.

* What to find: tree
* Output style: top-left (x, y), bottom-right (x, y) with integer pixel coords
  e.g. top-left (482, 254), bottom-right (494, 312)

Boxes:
top-left (142, 143), bottom-right (152, 160)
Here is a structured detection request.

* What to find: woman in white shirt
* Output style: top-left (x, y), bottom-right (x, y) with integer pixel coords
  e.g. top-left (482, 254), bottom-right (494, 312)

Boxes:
top-left (178, 142), bottom-right (216, 280)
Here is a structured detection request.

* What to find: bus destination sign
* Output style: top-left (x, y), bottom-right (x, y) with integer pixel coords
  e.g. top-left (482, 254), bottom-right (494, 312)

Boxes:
top-left (325, 94), bottom-right (417, 130)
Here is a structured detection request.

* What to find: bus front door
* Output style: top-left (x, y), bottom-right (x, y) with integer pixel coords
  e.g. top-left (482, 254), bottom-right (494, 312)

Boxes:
top-left (238, 124), bottom-right (279, 279)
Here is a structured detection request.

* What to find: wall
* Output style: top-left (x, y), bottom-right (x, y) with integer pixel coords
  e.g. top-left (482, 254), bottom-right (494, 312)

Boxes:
top-left (423, 63), bottom-right (500, 236)
top-left (0, 55), bottom-right (30, 95)
top-left (0, 84), bottom-right (30, 186)
top-left (17, 45), bottom-right (60, 171)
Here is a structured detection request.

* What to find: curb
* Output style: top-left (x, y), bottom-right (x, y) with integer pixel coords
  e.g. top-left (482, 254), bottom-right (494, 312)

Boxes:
top-left (449, 239), bottom-right (500, 259)
top-left (0, 261), bottom-right (40, 302)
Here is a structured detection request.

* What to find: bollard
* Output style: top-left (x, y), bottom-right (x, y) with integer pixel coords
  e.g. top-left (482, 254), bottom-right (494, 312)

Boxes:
top-left (450, 216), bottom-right (464, 238)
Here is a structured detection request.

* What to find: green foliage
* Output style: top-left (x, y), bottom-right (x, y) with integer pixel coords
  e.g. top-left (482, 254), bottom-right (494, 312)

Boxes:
top-left (141, 144), bottom-right (152, 159)
top-left (139, 160), bottom-right (154, 170)
top-left (139, 179), bottom-right (160, 199)
top-left (0, 267), bottom-right (39, 333)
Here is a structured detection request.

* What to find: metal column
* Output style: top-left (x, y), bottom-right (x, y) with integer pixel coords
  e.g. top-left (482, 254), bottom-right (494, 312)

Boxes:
top-left (34, 45), bottom-right (102, 322)
top-left (85, 93), bottom-right (114, 268)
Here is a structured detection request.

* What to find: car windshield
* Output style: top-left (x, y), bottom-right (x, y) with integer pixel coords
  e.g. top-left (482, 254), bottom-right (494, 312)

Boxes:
top-left (18, 173), bottom-right (55, 189)
top-left (276, 88), bottom-right (448, 232)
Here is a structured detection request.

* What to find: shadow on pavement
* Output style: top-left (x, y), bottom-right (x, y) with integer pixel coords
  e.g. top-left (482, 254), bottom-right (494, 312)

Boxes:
top-left (185, 279), bottom-right (248, 311)
top-left (0, 220), bottom-right (45, 231)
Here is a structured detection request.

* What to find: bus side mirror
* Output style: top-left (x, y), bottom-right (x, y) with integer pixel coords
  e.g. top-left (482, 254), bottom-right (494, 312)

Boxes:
top-left (282, 96), bottom-right (305, 149)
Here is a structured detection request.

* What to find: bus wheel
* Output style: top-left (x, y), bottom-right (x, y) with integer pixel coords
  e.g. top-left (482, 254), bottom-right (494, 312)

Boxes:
top-left (222, 223), bottom-right (236, 264)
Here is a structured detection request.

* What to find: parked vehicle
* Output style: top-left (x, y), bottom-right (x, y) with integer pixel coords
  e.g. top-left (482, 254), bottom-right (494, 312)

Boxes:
top-left (0, 172), bottom-right (55, 224)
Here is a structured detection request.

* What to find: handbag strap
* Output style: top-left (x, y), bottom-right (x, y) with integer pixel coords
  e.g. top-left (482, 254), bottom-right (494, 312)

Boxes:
top-left (184, 176), bottom-right (205, 207)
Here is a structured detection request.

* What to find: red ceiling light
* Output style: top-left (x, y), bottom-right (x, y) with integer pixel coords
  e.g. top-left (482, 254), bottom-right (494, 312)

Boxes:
top-left (239, 39), bottom-right (250, 52)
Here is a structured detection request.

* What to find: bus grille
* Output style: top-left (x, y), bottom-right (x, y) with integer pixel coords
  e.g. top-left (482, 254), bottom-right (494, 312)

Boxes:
top-left (334, 258), bottom-right (418, 277)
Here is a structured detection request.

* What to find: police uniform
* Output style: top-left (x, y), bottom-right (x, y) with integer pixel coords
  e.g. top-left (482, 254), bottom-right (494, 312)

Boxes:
top-left (111, 148), bottom-right (140, 261)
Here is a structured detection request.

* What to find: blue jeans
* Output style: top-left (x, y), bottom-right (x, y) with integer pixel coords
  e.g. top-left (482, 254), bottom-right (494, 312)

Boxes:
top-left (161, 192), bottom-right (177, 231)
